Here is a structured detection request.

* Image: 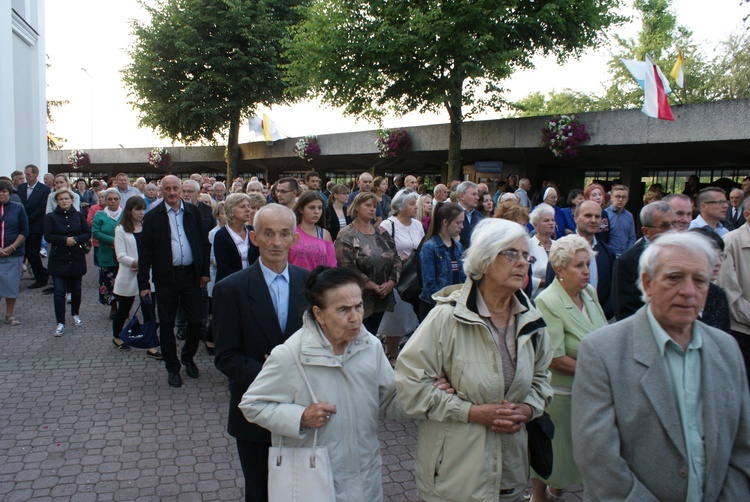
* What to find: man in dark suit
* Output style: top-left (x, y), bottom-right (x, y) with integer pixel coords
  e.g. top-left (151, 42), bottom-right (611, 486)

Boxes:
top-left (18, 164), bottom-right (51, 288)
top-left (612, 201), bottom-right (676, 320)
top-left (213, 204), bottom-right (309, 502)
top-left (456, 181), bottom-right (483, 249)
top-left (725, 188), bottom-right (745, 230)
top-left (138, 175), bottom-right (210, 388)
top-left (546, 200), bottom-right (616, 318)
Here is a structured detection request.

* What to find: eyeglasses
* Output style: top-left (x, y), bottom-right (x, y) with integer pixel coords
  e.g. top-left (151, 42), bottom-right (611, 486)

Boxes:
top-left (645, 221), bottom-right (677, 230)
top-left (275, 188), bottom-right (293, 194)
top-left (498, 249), bottom-right (536, 265)
top-left (612, 195), bottom-right (628, 200)
top-left (704, 200), bottom-right (729, 205)
top-left (718, 252), bottom-right (728, 261)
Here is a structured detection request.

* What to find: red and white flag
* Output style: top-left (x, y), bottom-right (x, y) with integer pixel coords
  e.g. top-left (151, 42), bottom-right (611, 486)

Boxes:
top-left (642, 54), bottom-right (674, 121)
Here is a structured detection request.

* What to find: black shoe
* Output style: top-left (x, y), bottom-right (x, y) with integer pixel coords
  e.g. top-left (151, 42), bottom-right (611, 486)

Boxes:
top-left (204, 341), bottom-right (215, 356)
top-left (168, 372), bottom-right (182, 388)
top-left (175, 327), bottom-right (186, 341)
top-left (146, 350), bottom-right (163, 360)
top-left (112, 339), bottom-right (131, 351)
top-left (41, 286), bottom-right (54, 293)
top-left (29, 281), bottom-right (47, 289)
top-left (181, 358), bottom-right (199, 378)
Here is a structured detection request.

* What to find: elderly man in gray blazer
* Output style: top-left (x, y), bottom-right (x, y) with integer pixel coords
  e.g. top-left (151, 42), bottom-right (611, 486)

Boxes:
top-left (572, 231), bottom-right (750, 501)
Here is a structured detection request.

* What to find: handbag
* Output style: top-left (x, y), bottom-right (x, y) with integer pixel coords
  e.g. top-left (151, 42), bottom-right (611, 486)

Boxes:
top-left (267, 345), bottom-right (336, 502)
top-left (389, 220), bottom-right (422, 305)
top-left (527, 333), bottom-right (555, 479)
top-left (118, 299), bottom-right (160, 349)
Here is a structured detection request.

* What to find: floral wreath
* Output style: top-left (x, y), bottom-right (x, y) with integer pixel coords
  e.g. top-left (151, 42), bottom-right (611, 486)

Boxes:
top-left (148, 147), bottom-right (171, 168)
top-left (375, 128), bottom-right (411, 158)
top-left (541, 115), bottom-right (590, 158)
top-left (293, 136), bottom-right (321, 162)
top-left (67, 149), bottom-right (91, 169)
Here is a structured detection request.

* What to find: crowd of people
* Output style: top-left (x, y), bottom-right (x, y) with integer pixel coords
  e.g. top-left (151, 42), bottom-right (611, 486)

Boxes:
top-left (2, 165), bottom-right (750, 501)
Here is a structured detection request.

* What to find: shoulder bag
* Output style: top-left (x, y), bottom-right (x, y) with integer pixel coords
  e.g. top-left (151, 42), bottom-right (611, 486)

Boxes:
top-left (267, 344), bottom-right (336, 502)
top-left (526, 333), bottom-right (555, 479)
top-left (389, 220), bottom-right (422, 305)
top-left (118, 299), bottom-right (160, 349)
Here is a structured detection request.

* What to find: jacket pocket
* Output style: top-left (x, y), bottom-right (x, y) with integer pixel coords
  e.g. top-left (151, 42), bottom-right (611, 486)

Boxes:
top-left (415, 426), bottom-right (446, 491)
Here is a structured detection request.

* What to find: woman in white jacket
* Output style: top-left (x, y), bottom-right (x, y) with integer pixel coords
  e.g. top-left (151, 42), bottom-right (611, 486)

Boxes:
top-left (112, 196), bottom-right (160, 359)
top-left (240, 266), bottom-right (452, 501)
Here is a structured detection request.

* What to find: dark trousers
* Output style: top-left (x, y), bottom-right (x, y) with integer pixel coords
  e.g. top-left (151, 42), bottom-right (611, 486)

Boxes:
top-left (418, 300), bottom-right (435, 322)
top-left (236, 439), bottom-right (271, 502)
top-left (52, 276), bottom-right (81, 324)
top-left (363, 310), bottom-right (385, 335)
top-left (155, 266), bottom-right (201, 373)
top-left (730, 330), bottom-right (750, 388)
top-left (25, 232), bottom-right (47, 283)
top-left (113, 294), bottom-right (159, 341)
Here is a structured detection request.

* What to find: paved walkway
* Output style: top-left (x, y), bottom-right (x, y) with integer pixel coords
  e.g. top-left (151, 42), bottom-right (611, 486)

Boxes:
top-left (0, 259), bottom-right (583, 501)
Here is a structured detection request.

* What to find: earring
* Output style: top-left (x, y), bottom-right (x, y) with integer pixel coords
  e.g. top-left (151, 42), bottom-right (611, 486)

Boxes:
top-left (559, 276), bottom-right (564, 283)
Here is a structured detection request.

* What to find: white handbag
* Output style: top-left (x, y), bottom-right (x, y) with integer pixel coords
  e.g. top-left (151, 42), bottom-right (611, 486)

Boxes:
top-left (267, 345), bottom-right (336, 502)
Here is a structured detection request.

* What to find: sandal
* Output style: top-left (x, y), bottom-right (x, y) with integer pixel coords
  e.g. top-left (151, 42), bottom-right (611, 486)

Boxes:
top-left (5, 316), bottom-right (20, 326)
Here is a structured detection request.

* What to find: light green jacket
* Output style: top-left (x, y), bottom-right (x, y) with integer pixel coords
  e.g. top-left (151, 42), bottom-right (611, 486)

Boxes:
top-left (395, 279), bottom-right (553, 502)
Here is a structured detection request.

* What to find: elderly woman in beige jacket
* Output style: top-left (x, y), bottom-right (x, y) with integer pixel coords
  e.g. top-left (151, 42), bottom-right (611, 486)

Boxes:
top-left (396, 218), bottom-right (553, 502)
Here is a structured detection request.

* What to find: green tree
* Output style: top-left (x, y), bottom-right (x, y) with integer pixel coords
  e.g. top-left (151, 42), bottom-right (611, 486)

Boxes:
top-left (286, 0), bottom-right (622, 180)
top-left (513, 90), bottom-right (609, 117)
top-left (704, 32), bottom-right (750, 100)
top-left (122, 0), bottom-right (300, 180)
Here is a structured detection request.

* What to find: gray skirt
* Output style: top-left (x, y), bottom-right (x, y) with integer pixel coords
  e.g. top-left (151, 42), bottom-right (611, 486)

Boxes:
top-left (0, 255), bottom-right (23, 298)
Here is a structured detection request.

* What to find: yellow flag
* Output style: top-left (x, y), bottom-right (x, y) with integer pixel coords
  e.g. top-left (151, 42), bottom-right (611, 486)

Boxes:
top-left (670, 49), bottom-right (684, 88)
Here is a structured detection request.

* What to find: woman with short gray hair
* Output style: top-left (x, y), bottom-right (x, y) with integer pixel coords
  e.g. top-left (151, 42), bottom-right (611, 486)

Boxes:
top-left (379, 188), bottom-right (423, 364)
top-left (531, 234), bottom-right (606, 501)
top-left (396, 217), bottom-right (552, 502)
top-left (529, 203), bottom-right (557, 298)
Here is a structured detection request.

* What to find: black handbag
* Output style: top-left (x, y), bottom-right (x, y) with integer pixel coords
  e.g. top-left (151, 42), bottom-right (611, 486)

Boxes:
top-left (527, 332), bottom-right (555, 478)
top-left (119, 299), bottom-right (160, 349)
top-left (388, 220), bottom-right (422, 305)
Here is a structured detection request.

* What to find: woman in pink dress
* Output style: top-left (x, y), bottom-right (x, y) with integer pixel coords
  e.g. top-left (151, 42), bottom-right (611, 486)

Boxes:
top-left (289, 191), bottom-right (337, 270)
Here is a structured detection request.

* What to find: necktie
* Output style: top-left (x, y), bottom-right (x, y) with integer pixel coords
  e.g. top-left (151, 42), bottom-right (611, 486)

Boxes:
top-left (271, 274), bottom-right (288, 332)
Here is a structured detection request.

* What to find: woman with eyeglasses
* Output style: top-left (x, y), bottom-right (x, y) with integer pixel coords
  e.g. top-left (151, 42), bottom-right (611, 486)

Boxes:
top-left (396, 218), bottom-right (553, 502)
top-left (92, 188), bottom-right (123, 322)
top-left (530, 234), bottom-right (607, 502)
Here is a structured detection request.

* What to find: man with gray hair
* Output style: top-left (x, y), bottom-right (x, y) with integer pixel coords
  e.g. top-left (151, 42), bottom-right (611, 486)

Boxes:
top-left (135, 177), bottom-right (147, 196)
top-left (433, 183), bottom-right (448, 203)
top-left (213, 204), bottom-right (309, 502)
top-left (664, 193), bottom-right (693, 232)
top-left (514, 178), bottom-right (531, 208)
top-left (718, 196), bottom-right (750, 387)
top-left (573, 231), bottom-right (750, 501)
top-left (245, 180), bottom-right (263, 194)
top-left (725, 188), bottom-right (745, 230)
top-left (213, 181), bottom-right (226, 202)
top-left (612, 201), bottom-right (676, 320)
top-left (456, 181), bottom-right (482, 249)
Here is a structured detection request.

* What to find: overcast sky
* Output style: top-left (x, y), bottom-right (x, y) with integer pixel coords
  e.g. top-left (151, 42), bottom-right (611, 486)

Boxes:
top-left (44, 0), bottom-right (748, 150)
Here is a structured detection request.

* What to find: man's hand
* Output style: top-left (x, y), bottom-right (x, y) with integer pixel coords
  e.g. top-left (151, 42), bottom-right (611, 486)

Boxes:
top-left (200, 276), bottom-right (210, 288)
top-left (140, 290), bottom-right (151, 300)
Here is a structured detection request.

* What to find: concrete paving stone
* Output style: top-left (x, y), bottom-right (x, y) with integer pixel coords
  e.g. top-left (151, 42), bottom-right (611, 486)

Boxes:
top-left (31, 474), bottom-right (58, 489)
top-left (13, 468), bottom-right (41, 482)
top-left (70, 493), bottom-right (98, 502)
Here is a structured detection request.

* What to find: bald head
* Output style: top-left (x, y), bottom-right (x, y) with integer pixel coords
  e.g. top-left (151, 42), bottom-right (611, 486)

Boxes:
top-left (404, 175), bottom-right (418, 191)
top-left (434, 184), bottom-right (448, 202)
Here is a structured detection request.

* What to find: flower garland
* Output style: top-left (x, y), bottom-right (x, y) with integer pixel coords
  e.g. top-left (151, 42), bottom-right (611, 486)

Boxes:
top-left (67, 149), bottom-right (90, 169)
top-left (541, 115), bottom-right (590, 158)
top-left (375, 128), bottom-right (411, 158)
top-left (148, 147), bottom-right (171, 168)
top-left (293, 136), bottom-right (321, 162)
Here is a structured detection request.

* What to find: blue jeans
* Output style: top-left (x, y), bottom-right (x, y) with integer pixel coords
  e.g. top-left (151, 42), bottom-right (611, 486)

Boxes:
top-left (52, 276), bottom-right (82, 324)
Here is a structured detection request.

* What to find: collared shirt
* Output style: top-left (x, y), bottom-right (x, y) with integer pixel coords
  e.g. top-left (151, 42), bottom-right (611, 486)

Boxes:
top-left (260, 259), bottom-right (290, 333)
top-left (605, 206), bottom-right (636, 255)
top-left (166, 201), bottom-right (194, 266)
top-left (689, 214), bottom-right (729, 237)
top-left (647, 307), bottom-right (705, 501)
top-left (225, 224), bottom-right (250, 270)
top-left (26, 182), bottom-right (39, 198)
top-left (514, 188), bottom-right (530, 208)
top-left (457, 203), bottom-right (473, 224)
top-left (117, 186), bottom-right (142, 208)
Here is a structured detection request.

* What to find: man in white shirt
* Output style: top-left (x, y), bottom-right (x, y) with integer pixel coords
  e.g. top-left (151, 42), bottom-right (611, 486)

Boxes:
top-left (688, 187), bottom-right (730, 236)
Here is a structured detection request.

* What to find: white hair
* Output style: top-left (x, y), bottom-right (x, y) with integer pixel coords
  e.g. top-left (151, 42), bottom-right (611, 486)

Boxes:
top-left (455, 181), bottom-right (477, 197)
top-left (183, 180), bottom-right (201, 191)
top-left (390, 188), bottom-right (419, 216)
top-left (500, 192), bottom-right (519, 203)
top-left (637, 231), bottom-right (716, 303)
top-left (529, 203), bottom-right (556, 226)
top-left (549, 234), bottom-right (595, 272)
top-left (462, 219), bottom-right (531, 281)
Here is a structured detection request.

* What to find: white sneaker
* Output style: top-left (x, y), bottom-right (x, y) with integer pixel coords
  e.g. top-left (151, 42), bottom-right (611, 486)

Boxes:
top-left (73, 315), bottom-right (83, 326)
top-left (54, 323), bottom-right (65, 336)
top-left (66, 293), bottom-right (72, 303)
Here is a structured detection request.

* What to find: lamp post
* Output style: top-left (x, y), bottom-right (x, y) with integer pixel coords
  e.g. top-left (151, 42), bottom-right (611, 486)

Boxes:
top-left (80, 68), bottom-right (93, 149)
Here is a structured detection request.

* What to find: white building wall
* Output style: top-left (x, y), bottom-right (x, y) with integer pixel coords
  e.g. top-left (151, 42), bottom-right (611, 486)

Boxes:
top-left (2, 0), bottom-right (46, 176)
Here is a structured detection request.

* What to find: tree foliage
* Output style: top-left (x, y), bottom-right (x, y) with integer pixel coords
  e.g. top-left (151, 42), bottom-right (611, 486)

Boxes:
top-left (704, 32), bottom-right (750, 100)
top-left (122, 0), bottom-right (300, 179)
top-left (286, 0), bottom-right (623, 179)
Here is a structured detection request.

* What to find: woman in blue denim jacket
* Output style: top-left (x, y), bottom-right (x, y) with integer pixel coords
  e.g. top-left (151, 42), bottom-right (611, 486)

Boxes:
top-left (418, 202), bottom-right (466, 320)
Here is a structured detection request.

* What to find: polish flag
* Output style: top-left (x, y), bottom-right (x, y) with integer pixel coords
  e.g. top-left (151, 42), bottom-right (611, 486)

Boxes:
top-left (642, 54), bottom-right (674, 121)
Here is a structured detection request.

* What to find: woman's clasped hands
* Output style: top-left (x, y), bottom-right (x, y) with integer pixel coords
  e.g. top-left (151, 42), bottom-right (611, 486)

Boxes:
top-left (469, 400), bottom-right (532, 434)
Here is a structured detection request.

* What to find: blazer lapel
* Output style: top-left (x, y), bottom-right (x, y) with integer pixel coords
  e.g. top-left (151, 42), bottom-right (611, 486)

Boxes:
top-left (285, 266), bottom-right (307, 337)
top-left (632, 311), bottom-right (687, 457)
top-left (246, 263), bottom-right (284, 345)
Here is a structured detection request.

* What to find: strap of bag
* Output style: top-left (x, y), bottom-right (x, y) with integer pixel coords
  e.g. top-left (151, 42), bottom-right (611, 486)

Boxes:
top-left (277, 344), bottom-right (320, 463)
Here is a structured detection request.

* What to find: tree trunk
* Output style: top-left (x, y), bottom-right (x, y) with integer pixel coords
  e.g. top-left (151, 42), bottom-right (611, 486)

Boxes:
top-left (225, 109), bottom-right (241, 182)
top-left (445, 83), bottom-right (464, 182)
